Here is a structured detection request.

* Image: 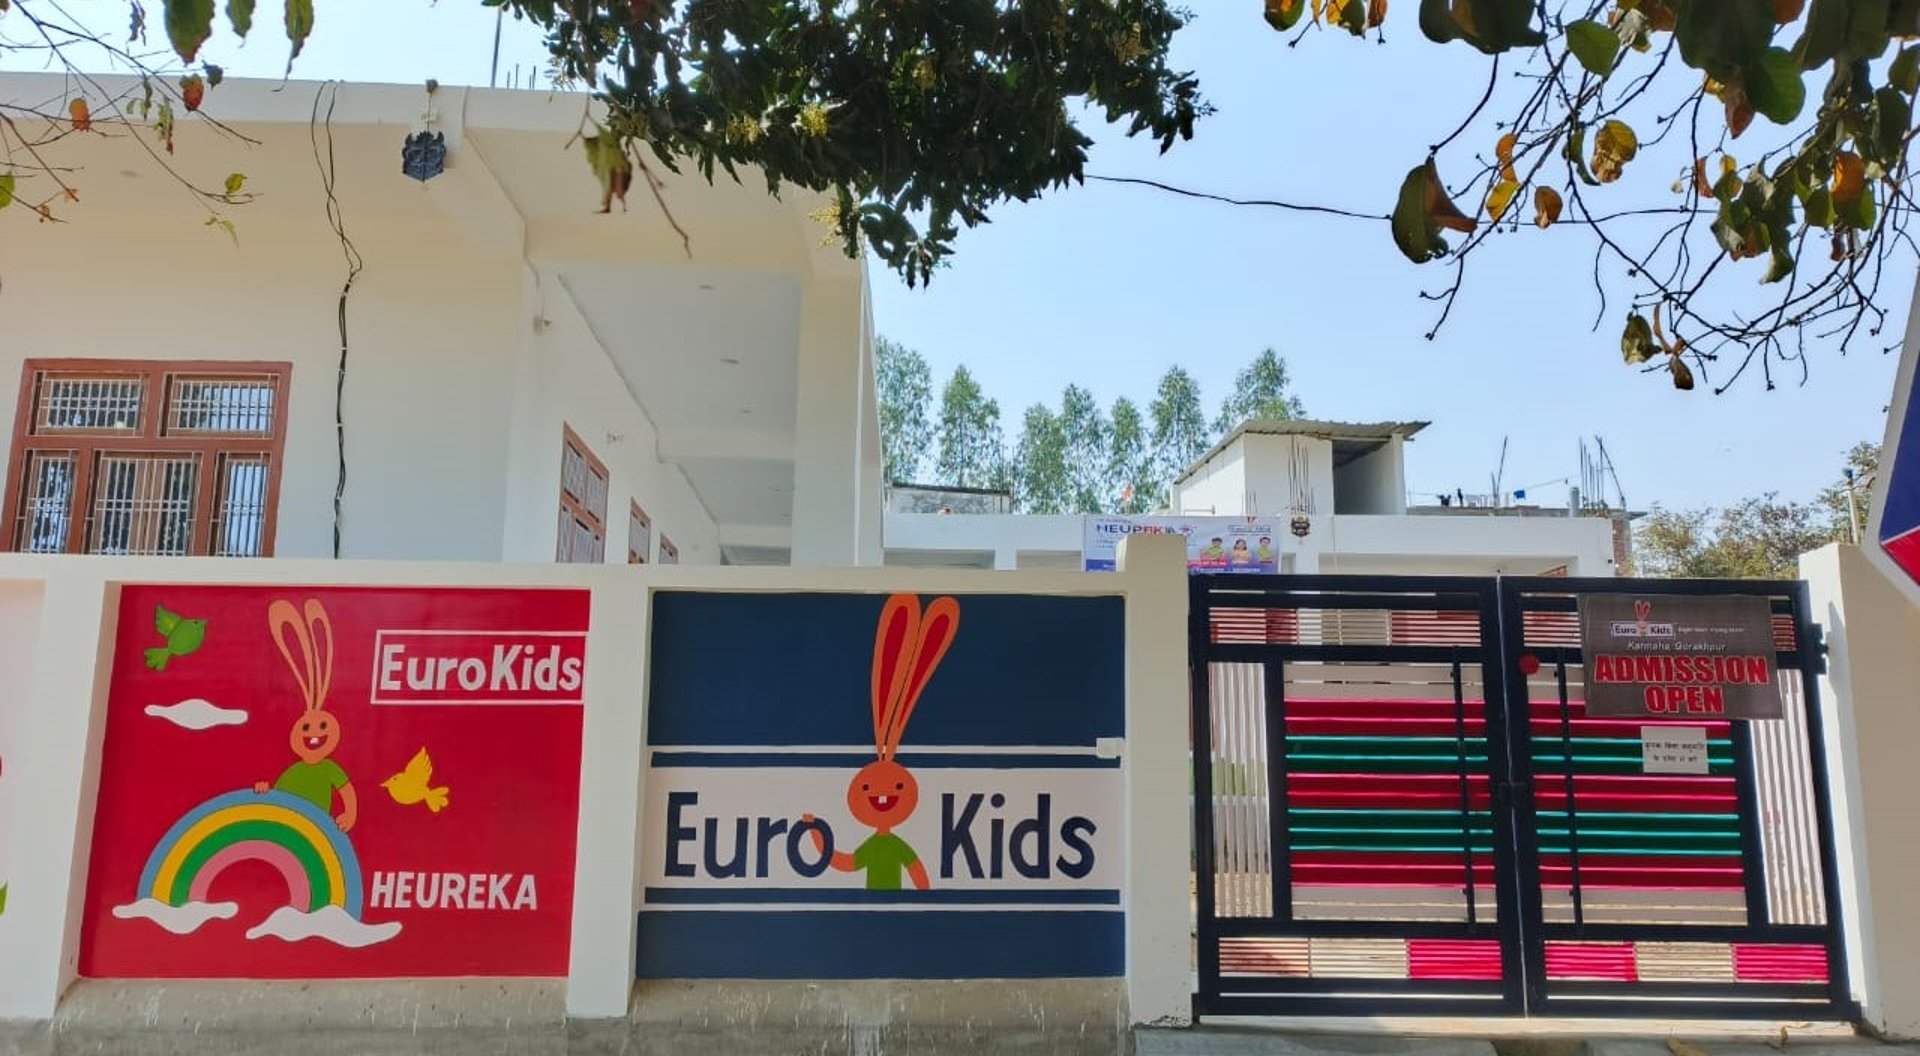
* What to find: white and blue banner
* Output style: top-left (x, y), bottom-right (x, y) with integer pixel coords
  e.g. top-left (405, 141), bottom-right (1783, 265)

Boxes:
top-left (1082, 515), bottom-right (1282, 573)
top-left (639, 591), bottom-right (1125, 979)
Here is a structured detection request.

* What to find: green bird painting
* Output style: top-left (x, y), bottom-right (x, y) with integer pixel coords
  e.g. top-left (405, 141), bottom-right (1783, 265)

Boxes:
top-left (145, 606), bottom-right (208, 671)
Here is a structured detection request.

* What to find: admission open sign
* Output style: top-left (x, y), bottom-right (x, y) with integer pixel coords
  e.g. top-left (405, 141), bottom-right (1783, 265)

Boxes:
top-left (1578, 595), bottom-right (1782, 719)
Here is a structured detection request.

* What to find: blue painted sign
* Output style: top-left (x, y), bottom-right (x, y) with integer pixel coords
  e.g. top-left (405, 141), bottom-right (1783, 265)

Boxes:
top-left (639, 591), bottom-right (1125, 979)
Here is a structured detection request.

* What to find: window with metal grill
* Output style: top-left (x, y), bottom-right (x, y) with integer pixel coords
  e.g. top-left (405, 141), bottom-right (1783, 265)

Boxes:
top-left (557, 426), bottom-right (609, 564)
top-left (4, 360), bottom-right (290, 556)
top-left (628, 500), bottom-right (652, 564)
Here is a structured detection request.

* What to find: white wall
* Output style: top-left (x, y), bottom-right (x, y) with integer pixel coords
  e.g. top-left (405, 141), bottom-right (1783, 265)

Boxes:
top-left (1802, 544), bottom-right (1920, 1038)
top-left (1334, 438), bottom-right (1407, 515)
top-left (0, 204), bottom-right (527, 562)
top-left (499, 272), bottom-right (720, 565)
top-left (0, 549), bottom-right (1191, 1027)
top-left (1171, 439), bottom-right (1247, 516)
top-left (1239, 434), bottom-right (1335, 518)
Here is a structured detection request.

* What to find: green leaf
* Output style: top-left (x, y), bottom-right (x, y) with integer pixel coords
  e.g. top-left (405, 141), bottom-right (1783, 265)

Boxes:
top-left (1336, 0), bottom-right (1368, 36)
top-left (1391, 162), bottom-right (1448, 263)
top-left (204, 62), bottom-right (224, 87)
top-left (1794, 0), bottom-right (1848, 68)
top-left (1870, 87), bottom-right (1913, 171)
top-left (226, 0), bottom-right (253, 37)
top-left (285, 0), bottom-right (313, 63)
top-left (1744, 48), bottom-right (1807, 125)
top-left (1566, 20), bottom-right (1620, 76)
top-left (1803, 186), bottom-right (1835, 228)
top-left (224, 172), bottom-right (246, 195)
top-left (205, 216), bottom-right (238, 244)
top-left (0, 172), bottom-right (13, 210)
top-left (1893, 46), bottom-right (1920, 95)
top-left (1837, 182), bottom-right (1877, 230)
top-left (1418, 0), bottom-right (1543, 53)
top-left (1621, 313), bottom-right (1657, 364)
top-left (155, 605), bottom-right (181, 635)
top-left (163, 0), bottom-right (215, 64)
top-left (1264, 0), bottom-right (1307, 31)
top-left (1763, 241), bottom-right (1796, 284)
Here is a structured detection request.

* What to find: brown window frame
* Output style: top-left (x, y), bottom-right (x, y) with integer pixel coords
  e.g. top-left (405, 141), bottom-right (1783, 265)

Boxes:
top-left (557, 424), bottom-right (610, 564)
top-left (627, 499), bottom-right (652, 565)
top-left (3, 358), bottom-right (292, 556)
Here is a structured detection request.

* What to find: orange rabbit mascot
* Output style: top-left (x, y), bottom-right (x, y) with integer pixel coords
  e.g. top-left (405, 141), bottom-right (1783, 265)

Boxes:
top-left (804, 594), bottom-right (959, 891)
top-left (252, 599), bottom-right (358, 833)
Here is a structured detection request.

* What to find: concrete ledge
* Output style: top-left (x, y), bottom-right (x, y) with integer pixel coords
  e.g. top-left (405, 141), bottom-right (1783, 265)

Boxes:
top-left (1137, 1027), bottom-right (1497, 1056)
top-left (628, 978), bottom-right (1125, 1055)
top-left (4, 979), bottom-right (595, 1056)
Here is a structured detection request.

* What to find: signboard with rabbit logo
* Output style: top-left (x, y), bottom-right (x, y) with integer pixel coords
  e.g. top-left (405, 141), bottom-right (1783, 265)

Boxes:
top-left (640, 591), bottom-right (1125, 979)
top-left (79, 584), bottom-right (589, 978)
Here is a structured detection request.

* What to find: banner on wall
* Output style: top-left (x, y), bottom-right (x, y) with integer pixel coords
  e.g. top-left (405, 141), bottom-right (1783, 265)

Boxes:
top-left (1578, 594), bottom-right (1783, 719)
top-left (80, 585), bottom-right (590, 979)
top-left (1081, 516), bottom-right (1281, 573)
top-left (640, 591), bottom-right (1126, 979)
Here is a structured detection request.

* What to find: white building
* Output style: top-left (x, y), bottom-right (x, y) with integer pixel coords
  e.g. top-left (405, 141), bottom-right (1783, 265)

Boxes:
top-left (886, 419), bottom-right (1621, 576)
top-left (0, 74), bottom-right (883, 571)
top-left (0, 73), bottom-right (1615, 583)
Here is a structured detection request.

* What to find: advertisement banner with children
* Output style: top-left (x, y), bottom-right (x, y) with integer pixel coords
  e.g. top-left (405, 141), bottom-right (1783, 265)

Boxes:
top-left (1081, 515), bottom-right (1282, 573)
top-left (79, 585), bottom-right (590, 978)
top-left (639, 591), bottom-right (1125, 979)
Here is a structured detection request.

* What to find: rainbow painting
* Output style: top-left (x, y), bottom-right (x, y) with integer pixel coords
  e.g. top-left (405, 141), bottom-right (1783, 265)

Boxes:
top-left (134, 790), bottom-right (366, 918)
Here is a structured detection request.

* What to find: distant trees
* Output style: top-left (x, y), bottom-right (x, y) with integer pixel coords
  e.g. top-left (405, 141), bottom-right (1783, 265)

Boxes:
top-left (877, 340), bottom-right (1306, 513)
top-left (1634, 442), bottom-right (1881, 579)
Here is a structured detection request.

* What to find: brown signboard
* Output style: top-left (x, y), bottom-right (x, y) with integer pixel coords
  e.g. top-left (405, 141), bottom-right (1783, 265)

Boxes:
top-left (1578, 594), bottom-right (1783, 719)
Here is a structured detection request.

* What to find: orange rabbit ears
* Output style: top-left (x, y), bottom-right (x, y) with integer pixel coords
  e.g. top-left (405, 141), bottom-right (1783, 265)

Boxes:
top-left (868, 594), bottom-right (960, 761)
top-left (267, 598), bottom-right (335, 713)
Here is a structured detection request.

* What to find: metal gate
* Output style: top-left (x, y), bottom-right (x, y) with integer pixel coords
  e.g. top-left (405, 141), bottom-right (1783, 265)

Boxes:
top-left (1191, 574), bottom-right (1855, 1021)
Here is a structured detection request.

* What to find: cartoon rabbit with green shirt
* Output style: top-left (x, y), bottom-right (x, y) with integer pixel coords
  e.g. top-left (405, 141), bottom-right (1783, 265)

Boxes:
top-left (803, 594), bottom-right (959, 892)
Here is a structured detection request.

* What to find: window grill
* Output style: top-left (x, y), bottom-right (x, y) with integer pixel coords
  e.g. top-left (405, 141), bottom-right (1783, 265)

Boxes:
top-left (165, 375), bottom-right (278, 436)
top-left (628, 501), bottom-right (652, 564)
top-left (31, 373), bottom-right (145, 434)
top-left (557, 426), bottom-right (609, 565)
top-left (211, 452), bottom-right (272, 557)
top-left (4, 359), bottom-right (289, 556)
top-left (13, 450), bottom-right (77, 553)
top-left (87, 453), bottom-right (201, 556)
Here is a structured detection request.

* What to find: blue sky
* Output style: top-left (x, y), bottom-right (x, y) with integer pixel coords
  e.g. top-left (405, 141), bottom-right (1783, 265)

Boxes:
top-left (15, 1), bottom-right (1906, 512)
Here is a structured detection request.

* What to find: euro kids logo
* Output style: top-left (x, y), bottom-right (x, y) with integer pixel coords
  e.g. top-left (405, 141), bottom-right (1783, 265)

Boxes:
top-left (1609, 599), bottom-right (1676, 640)
top-left (371, 630), bottom-right (586, 705)
top-left (650, 594), bottom-right (1112, 893)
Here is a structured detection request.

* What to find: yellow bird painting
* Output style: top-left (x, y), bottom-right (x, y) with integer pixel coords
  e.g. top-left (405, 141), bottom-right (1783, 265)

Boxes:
top-left (382, 748), bottom-right (449, 813)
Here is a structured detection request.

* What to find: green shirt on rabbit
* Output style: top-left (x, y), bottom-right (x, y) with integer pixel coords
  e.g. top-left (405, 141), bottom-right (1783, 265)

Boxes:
top-left (274, 759), bottom-right (348, 813)
top-left (852, 833), bottom-right (918, 890)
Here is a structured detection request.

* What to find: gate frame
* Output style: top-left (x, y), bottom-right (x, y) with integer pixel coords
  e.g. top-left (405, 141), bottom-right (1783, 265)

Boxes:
top-left (1495, 575), bottom-right (1858, 1022)
top-left (1190, 573), bottom-right (1529, 1018)
top-left (1190, 572), bottom-right (1860, 1024)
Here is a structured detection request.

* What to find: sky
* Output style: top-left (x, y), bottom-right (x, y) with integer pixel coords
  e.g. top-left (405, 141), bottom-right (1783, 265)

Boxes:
top-left (7, 1), bottom-right (1908, 513)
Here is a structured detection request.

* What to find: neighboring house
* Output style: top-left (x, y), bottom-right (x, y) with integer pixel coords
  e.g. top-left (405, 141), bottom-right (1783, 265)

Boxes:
top-left (885, 419), bottom-right (1626, 576)
top-left (0, 75), bottom-right (882, 569)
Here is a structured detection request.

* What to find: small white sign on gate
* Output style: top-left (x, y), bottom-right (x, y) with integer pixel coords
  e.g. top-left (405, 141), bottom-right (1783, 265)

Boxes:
top-left (1641, 725), bottom-right (1710, 775)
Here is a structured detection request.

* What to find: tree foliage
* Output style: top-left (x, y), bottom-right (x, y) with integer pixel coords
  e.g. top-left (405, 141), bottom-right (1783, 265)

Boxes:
top-left (1274, 0), bottom-right (1920, 392)
top-left (1108, 396), bottom-right (1157, 514)
top-left (1013, 403), bottom-right (1071, 513)
top-left (1214, 347), bottom-right (1307, 433)
top-left (875, 336), bottom-right (935, 484)
top-left (1633, 440), bottom-right (1878, 577)
top-left (934, 365), bottom-right (1006, 490)
top-left (0, 1), bottom-right (312, 225)
top-left (1149, 365), bottom-right (1213, 494)
top-left (491, 0), bottom-right (1204, 287)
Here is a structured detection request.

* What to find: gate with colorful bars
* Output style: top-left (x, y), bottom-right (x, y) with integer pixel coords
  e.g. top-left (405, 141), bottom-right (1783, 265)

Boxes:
top-left (1191, 574), bottom-right (1854, 1021)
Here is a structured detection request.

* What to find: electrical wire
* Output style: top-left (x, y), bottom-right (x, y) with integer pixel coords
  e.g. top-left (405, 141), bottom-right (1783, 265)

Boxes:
top-left (311, 82), bottom-right (363, 559)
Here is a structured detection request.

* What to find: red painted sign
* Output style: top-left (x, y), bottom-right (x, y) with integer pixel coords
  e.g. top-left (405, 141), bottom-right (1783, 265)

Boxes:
top-left (79, 585), bottom-right (590, 979)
